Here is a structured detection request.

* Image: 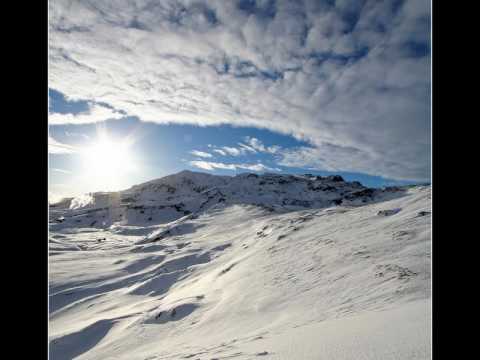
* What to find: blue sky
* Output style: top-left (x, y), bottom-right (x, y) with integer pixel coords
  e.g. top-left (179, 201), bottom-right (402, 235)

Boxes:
top-left (48, 0), bottom-right (430, 200)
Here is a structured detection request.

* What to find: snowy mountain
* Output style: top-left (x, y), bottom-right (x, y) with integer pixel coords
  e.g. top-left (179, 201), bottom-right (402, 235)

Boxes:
top-left (49, 171), bottom-right (431, 359)
top-left (49, 170), bottom-right (406, 230)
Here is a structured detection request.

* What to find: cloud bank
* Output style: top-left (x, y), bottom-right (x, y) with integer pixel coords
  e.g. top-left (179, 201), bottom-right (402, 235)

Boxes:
top-left (49, 0), bottom-right (431, 181)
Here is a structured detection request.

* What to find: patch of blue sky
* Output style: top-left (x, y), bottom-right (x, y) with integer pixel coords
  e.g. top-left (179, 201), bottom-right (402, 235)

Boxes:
top-left (49, 89), bottom-right (89, 114)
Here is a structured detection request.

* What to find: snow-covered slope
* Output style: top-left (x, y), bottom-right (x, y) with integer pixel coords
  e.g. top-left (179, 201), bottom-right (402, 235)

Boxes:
top-left (49, 171), bottom-right (431, 359)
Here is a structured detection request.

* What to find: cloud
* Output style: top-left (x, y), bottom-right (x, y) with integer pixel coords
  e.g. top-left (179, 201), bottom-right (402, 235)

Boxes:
top-left (65, 131), bottom-right (90, 140)
top-left (49, 103), bottom-right (124, 125)
top-left (243, 137), bottom-right (280, 154)
top-left (49, 0), bottom-right (430, 181)
top-left (48, 136), bottom-right (77, 154)
top-left (190, 160), bottom-right (235, 171)
top-left (189, 160), bottom-right (280, 172)
top-left (51, 168), bottom-right (72, 174)
top-left (238, 143), bottom-right (258, 154)
top-left (221, 146), bottom-right (245, 156)
top-left (209, 138), bottom-right (280, 157)
top-left (212, 148), bottom-right (227, 156)
top-left (190, 150), bottom-right (213, 158)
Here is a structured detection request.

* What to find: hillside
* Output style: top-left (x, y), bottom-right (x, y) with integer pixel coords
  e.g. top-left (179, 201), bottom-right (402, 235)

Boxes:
top-left (49, 171), bottom-right (431, 360)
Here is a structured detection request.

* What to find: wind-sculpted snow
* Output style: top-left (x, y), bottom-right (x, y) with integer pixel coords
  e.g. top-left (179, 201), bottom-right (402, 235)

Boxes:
top-left (49, 171), bottom-right (430, 359)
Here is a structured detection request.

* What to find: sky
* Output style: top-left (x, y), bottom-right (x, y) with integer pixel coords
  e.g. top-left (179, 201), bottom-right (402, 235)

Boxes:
top-left (48, 0), bottom-right (431, 201)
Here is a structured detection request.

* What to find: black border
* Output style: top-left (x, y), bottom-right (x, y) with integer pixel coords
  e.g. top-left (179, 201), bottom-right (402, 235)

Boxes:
top-left (6, 0), bottom-right (48, 356)
top-left (40, 0), bottom-right (49, 357)
top-left (34, 0), bottom-right (436, 358)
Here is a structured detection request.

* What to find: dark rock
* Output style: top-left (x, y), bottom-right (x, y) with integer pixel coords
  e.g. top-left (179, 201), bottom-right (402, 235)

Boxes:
top-left (417, 211), bottom-right (431, 217)
top-left (220, 263), bottom-right (236, 275)
top-left (377, 208), bottom-right (401, 216)
top-left (345, 188), bottom-right (375, 200)
top-left (289, 199), bottom-right (312, 207)
top-left (327, 175), bottom-right (344, 182)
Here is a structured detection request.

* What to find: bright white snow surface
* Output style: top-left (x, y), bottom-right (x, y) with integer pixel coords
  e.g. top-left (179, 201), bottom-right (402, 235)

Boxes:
top-left (49, 171), bottom-right (431, 359)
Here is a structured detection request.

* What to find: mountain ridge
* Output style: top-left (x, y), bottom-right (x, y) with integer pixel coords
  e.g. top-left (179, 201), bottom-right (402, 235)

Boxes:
top-left (49, 170), bottom-right (415, 230)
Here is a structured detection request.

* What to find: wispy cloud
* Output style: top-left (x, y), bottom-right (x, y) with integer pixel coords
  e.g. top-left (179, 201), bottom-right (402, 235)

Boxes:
top-left (65, 131), bottom-right (90, 140)
top-left (49, 0), bottom-right (430, 180)
top-left (208, 138), bottom-right (280, 158)
top-left (51, 168), bottom-right (72, 174)
top-left (189, 160), bottom-right (280, 172)
top-left (220, 146), bottom-right (245, 157)
top-left (243, 137), bottom-right (280, 154)
top-left (190, 150), bottom-right (213, 158)
top-left (212, 148), bottom-right (227, 156)
top-left (48, 136), bottom-right (77, 154)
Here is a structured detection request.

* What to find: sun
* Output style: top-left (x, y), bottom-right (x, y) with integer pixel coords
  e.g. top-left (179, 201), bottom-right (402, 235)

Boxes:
top-left (81, 133), bottom-right (137, 191)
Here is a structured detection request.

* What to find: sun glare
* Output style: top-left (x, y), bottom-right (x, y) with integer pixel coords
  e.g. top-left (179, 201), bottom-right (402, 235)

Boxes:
top-left (81, 133), bottom-right (137, 191)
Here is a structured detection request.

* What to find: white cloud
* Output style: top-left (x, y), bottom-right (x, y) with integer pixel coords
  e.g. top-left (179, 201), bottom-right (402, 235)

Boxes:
top-left (51, 168), bottom-right (72, 174)
top-left (49, 103), bottom-right (124, 125)
top-left (48, 136), bottom-right (77, 154)
top-left (49, 0), bottom-right (430, 181)
top-left (238, 143), bottom-right (257, 154)
top-left (221, 146), bottom-right (244, 156)
top-left (189, 160), bottom-right (235, 171)
top-left (65, 131), bottom-right (90, 140)
top-left (241, 163), bottom-right (281, 172)
top-left (244, 137), bottom-right (280, 154)
top-left (189, 160), bottom-right (280, 172)
top-left (212, 148), bottom-right (227, 156)
top-left (190, 150), bottom-right (213, 158)
top-left (209, 138), bottom-right (279, 158)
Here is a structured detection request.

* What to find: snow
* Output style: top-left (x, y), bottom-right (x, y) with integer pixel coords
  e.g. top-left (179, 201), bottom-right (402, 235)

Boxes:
top-left (49, 171), bottom-right (431, 359)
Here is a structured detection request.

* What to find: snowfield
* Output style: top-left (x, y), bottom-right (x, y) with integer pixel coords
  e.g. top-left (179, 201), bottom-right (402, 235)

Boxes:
top-left (49, 171), bottom-right (431, 359)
